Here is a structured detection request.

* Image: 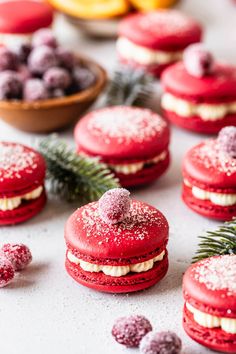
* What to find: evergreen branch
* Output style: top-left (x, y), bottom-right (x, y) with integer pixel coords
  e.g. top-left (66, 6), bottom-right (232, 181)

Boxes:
top-left (103, 66), bottom-right (154, 107)
top-left (192, 218), bottom-right (236, 263)
top-left (39, 135), bottom-right (120, 203)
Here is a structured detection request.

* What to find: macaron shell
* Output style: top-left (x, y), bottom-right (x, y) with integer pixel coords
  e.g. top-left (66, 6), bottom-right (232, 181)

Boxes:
top-left (0, 1), bottom-right (53, 34)
top-left (65, 200), bottom-right (169, 261)
top-left (183, 306), bottom-right (236, 353)
top-left (161, 62), bottom-right (236, 103)
top-left (163, 109), bottom-right (236, 134)
top-left (118, 10), bottom-right (202, 51)
top-left (65, 252), bottom-right (168, 293)
top-left (0, 191), bottom-right (46, 226)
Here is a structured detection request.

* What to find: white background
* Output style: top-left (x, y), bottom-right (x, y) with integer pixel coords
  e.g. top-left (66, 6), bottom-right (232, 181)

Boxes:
top-left (0, 1), bottom-right (235, 353)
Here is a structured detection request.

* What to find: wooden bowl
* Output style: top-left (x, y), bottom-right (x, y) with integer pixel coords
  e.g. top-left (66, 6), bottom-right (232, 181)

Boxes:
top-left (0, 56), bottom-right (107, 133)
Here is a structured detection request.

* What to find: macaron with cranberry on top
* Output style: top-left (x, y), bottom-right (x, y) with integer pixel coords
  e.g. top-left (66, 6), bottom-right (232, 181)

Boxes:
top-left (182, 126), bottom-right (236, 220)
top-left (74, 106), bottom-right (170, 187)
top-left (117, 10), bottom-right (202, 77)
top-left (65, 188), bottom-right (169, 293)
top-left (161, 44), bottom-right (236, 133)
top-left (0, 142), bottom-right (47, 225)
top-left (183, 255), bottom-right (236, 353)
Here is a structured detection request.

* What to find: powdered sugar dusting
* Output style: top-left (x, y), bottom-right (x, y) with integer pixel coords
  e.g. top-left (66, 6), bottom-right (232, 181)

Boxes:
top-left (87, 107), bottom-right (167, 145)
top-left (192, 140), bottom-right (236, 177)
top-left (193, 255), bottom-right (236, 295)
top-left (0, 143), bottom-right (39, 181)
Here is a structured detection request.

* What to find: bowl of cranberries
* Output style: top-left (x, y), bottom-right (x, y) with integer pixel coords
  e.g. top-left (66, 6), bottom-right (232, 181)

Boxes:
top-left (0, 29), bottom-right (107, 133)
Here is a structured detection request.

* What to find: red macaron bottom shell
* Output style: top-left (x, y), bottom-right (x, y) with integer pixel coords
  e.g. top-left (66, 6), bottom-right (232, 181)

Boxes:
top-left (182, 184), bottom-right (236, 221)
top-left (114, 153), bottom-right (170, 188)
top-left (65, 253), bottom-right (168, 293)
top-left (163, 109), bottom-right (236, 134)
top-left (183, 305), bottom-right (236, 353)
top-left (0, 191), bottom-right (47, 225)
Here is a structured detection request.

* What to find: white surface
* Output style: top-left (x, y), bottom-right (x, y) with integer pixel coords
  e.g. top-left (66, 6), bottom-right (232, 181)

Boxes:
top-left (0, 1), bottom-right (235, 353)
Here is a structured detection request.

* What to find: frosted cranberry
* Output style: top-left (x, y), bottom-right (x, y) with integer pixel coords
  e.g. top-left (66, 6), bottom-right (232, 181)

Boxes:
top-left (28, 45), bottom-right (57, 75)
top-left (73, 67), bottom-right (96, 90)
top-left (183, 44), bottom-right (214, 77)
top-left (217, 126), bottom-right (236, 158)
top-left (1, 243), bottom-right (32, 271)
top-left (99, 188), bottom-right (131, 225)
top-left (0, 257), bottom-right (15, 287)
top-left (56, 47), bottom-right (75, 70)
top-left (23, 79), bottom-right (49, 101)
top-left (0, 47), bottom-right (17, 71)
top-left (11, 43), bottom-right (31, 63)
top-left (32, 29), bottom-right (58, 49)
top-left (140, 331), bottom-right (182, 354)
top-left (0, 71), bottom-right (22, 99)
top-left (112, 315), bottom-right (152, 348)
top-left (43, 67), bottom-right (71, 89)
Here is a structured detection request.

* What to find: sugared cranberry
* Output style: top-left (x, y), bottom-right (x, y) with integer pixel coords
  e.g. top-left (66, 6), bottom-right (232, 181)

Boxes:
top-left (0, 257), bottom-right (15, 287)
top-left (1, 244), bottom-right (32, 271)
top-left (56, 47), bottom-right (75, 70)
top-left (0, 47), bottom-right (17, 71)
top-left (28, 45), bottom-right (57, 75)
top-left (0, 71), bottom-right (22, 99)
top-left (112, 315), bottom-right (152, 348)
top-left (73, 67), bottom-right (96, 90)
top-left (43, 67), bottom-right (71, 89)
top-left (32, 29), bottom-right (58, 49)
top-left (183, 44), bottom-right (214, 77)
top-left (23, 78), bottom-right (49, 101)
top-left (140, 331), bottom-right (182, 354)
top-left (99, 188), bottom-right (131, 225)
top-left (217, 126), bottom-right (236, 158)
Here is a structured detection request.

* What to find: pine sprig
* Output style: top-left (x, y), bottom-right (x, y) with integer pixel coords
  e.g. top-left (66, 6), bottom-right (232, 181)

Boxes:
top-left (192, 218), bottom-right (236, 263)
top-left (39, 135), bottom-right (120, 203)
top-left (103, 66), bottom-right (154, 107)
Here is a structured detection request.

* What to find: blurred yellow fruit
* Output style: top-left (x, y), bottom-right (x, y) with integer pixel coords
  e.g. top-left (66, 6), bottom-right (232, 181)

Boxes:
top-left (129, 0), bottom-right (178, 10)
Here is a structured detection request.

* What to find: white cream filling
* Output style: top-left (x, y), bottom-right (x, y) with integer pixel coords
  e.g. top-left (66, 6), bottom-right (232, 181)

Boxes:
top-left (109, 151), bottom-right (167, 175)
top-left (67, 250), bottom-right (165, 277)
top-left (0, 33), bottom-right (32, 47)
top-left (0, 186), bottom-right (43, 211)
top-left (162, 92), bottom-right (236, 121)
top-left (186, 303), bottom-right (236, 334)
top-left (116, 37), bottom-right (182, 65)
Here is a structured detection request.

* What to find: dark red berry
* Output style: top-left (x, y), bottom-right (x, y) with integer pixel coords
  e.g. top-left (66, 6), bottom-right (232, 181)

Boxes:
top-left (0, 257), bottom-right (15, 287)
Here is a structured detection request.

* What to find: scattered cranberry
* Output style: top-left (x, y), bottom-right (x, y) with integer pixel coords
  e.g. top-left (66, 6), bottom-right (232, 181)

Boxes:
top-left (0, 71), bottom-right (22, 99)
top-left (56, 47), bottom-right (75, 70)
top-left (112, 315), bottom-right (152, 348)
top-left (32, 28), bottom-right (58, 49)
top-left (140, 331), bottom-right (182, 354)
top-left (43, 67), bottom-right (71, 89)
top-left (217, 126), bottom-right (236, 158)
top-left (183, 44), bottom-right (214, 77)
top-left (23, 79), bottom-right (49, 101)
top-left (0, 257), bottom-right (15, 287)
top-left (0, 47), bottom-right (17, 71)
top-left (1, 243), bottom-right (32, 271)
top-left (28, 45), bottom-right (57, 75)
top-left (73, 67), bottom-right (96, 90)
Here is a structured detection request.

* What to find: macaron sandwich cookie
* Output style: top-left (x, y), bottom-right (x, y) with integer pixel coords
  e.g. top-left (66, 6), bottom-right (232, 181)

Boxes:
top-left (183, 255), bottom-right (236, 353)
top-left (182, 127), bottom-right (236, 220)
top-left (161, 44), bottom-right (236, 134)
top-left (0, 142), bottom-right (46, 225)
top-left (117, 10), bottom-right (202, 77)
top-left (74, 106), bottom-right (170, 187)
top-left (65, 188), bottom-right (169, 293)
top-left (0, 1), bottom-right (54, 46)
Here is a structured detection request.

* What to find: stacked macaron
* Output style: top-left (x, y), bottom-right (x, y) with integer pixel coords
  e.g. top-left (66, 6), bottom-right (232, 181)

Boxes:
top-left (0, 142), bottom-right (46, 225)
top-left (74, 106), bottom-right (170, 187)
top-left (183, 255), bottom-right (236, 353)
top-left (65, 188), bottom-right (169, 293)
top-left (117, 10), bottom-right (202, 77)
top-left (182, 127), bottom-right (236, 220)
top-left (161, 44), bottom-right (236, 133)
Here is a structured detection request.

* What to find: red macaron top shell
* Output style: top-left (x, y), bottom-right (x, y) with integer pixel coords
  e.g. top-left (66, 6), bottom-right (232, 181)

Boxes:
top-left (65, 199), bottom-right (169, 263)
top-left (74, 106), bottom-right (170, 162)
top-left (161, 62), bottom-right (236, 103)
top-left (183, 140), bottom-right (236, 192)
top-left (118, 10), bottom-right (202, 51)
top-left (0, 1), bottom-right (53, 34)
top-left (183, 255), bottom-right (236, 316)
top-left (0, 142), bottom-right (46, 197)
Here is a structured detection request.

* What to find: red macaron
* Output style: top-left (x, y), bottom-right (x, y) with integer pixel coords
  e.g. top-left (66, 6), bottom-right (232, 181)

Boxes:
top-left (161, 61), bottom-right (236, 134)
top-left (117, 10), bottom-right (202, 77)
top-left (74, 106), bottom-right (170, 187)
top-left (65, 188), bottom-right (169, 293)
top-left (183, 255), bottom-right (236, 353)
top-left (182, 127), bottom-right (236, 220)
top-left (0, 142), bottom-right (47, 225)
